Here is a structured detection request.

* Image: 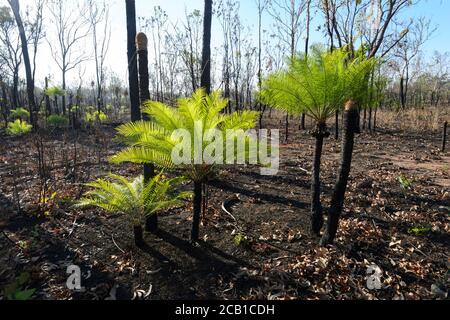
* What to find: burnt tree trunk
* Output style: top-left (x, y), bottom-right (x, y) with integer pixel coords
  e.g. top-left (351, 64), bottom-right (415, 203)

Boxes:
top-left (320, 101), bottom-right (360, 246)
top-left (362, 108), bottom-right (367, 130)
top-left (200, 0), bottom-right (213, 94)
top-left (310, 123), bottom-right (328, 235)
top-left (200, 0), bottom-right (213, 225)
top-left (373, 106), bottom-right (378, 131)
top-left (0, 77), bottom-right (8, 126)
top-left (45, 77), bottom-right (51, 116)
top-left (126, 0), bottom-right (141, 122)
top-left (400, 76), bottom-right (406, 109)
top-left (443, 121), bottom-right (448, 152)
top-left (9, 0), bottom-right (37, 127)
top-left (136, 32), bottom-right (157, 232)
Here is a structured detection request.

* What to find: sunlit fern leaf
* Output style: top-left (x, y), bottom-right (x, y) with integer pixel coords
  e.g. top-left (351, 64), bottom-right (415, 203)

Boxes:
top-left (142, 101), bottom-right (183, 132)
top-left (259, 47), bottom-right (376, 124)
top-left (111, 89), bottom-right (260, 183)
top-left (75, 174), bottom-right (191, 225)
top-left (221, 111), bottom-right (260, 131)
top-left (6, 120), bottom-right (33, 136)
top-left (110, 147), bottom-right (175, 169)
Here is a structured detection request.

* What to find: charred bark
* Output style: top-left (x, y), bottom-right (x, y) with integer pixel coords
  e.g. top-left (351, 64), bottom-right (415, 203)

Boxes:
top-left (9, 0), bottom-right (37, 127)
top-left (443, 121), bottom-right (448, 152)
top-left (200, 0), bottom-right (212, 94)
top-left (321, 101), bottom-right (360, 246)
top-left (310, 122), bottom-right (328, 235)
top-left (126, 0), bottom-right (140, 122)
top-left (133, 225), bottom-right (144, 247)
top-left (136, 32), bottom-right (157, 232)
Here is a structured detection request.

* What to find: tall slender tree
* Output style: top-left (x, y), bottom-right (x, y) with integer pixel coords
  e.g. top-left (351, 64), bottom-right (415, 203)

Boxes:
top-left (267, 0), bottom-right (305, 142)
top-left (125, 0), bottom-right (140, 122)
top-left (48, 0), bottom-right (91, 115)
top-left (8, 0), bottom-right (37, 126)
top-left (200, 0), bottom-right (213, 94)
top-left (136, 32), bottom-right (157, 232)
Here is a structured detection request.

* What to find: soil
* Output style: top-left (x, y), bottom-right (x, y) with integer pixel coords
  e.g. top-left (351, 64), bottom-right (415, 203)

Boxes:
top-left (0, 119), bottom-right (448, 300)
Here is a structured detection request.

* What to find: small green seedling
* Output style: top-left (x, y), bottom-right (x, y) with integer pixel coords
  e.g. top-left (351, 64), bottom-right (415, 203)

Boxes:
top-left (398, 175), bottom-right (412, 191)
top-left (85, 111), bottom-right (108, 123)
top-left (47, 115), bottom-right (69, 128)
top-left (233, 233), bottom-right (250, 247)
top-left (6, 119), bottom-right (33, 136)
top-left (407, 225), bottom-right (431, 236)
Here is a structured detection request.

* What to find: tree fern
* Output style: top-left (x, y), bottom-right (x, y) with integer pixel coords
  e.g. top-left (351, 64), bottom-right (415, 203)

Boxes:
top-left (110, 88), bottom-right (260, 241)
top-left (111, 88), bottom-right (259, 182)
top-left (75, 173), bottom-right (191, 244)
top-left (259, 47), bottom-right (375, 124)
top-left (259, 47), bottom-right (375, 235)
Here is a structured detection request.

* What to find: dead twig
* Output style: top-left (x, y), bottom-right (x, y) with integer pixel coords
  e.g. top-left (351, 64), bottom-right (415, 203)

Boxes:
top-left (112, 235), bottom-right (125, 254)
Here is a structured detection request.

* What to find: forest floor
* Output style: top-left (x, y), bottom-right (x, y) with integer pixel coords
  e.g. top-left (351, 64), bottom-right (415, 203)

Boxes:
top-left (0, 117), bottom-right (449, 300)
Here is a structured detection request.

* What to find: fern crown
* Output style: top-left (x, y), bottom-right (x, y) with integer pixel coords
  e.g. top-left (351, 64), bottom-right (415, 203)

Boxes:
top-left (75, 173), bottom-right (191, 226)
top-left (259, 47), bottom-right (376, 124)
top-left (110, 89), bottom-right (260, 181)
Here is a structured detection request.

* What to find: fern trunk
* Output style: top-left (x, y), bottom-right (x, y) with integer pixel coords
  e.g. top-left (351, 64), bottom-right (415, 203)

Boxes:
top-left (334, 111), bottom-right (339, 140)
top-left (285, 114), bottom-right (289, 142)
top-left (191, 181), bottom-right (203, 242)
top-left (134, 225), bottom-right (144, 247)
top-left (321, 101), bottom-right (359, 246)
top-left (310, 123), bottom-right (327, 235)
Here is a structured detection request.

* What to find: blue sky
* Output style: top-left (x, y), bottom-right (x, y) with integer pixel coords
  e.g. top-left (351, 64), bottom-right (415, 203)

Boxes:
top-left (122, 0), bottom-right (450, 70)
top-left (1, 0), bottom-right (448, 86)
top-left (131, 0), bottom-right (450, 52)
top-left (397, 0), bottom-right (450, 54)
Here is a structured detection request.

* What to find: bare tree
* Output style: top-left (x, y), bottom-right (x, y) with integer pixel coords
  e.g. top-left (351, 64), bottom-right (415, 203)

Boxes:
top-left (0, 6), bottom-right (22, 110)
top-left (392, 17), bottom-right (435, 109)
top-left (172, 9), bottom-right (202, 94)
top-left (140, 6), bottom-right (168, 102)
top-left (25, 0), bottom-right (46, 85)
top-left (47, 0), bottom-right (91, 115)
top-left (217, 0), bottom-right (238, 113)
top-left (428, 51), bottom-right (449, 107)
top-left (268, 0), bottom-right (305, 141)
top-left (8, 0), bottom-right (38, 126)
top-left (86, 0), bottom-right (111, 113)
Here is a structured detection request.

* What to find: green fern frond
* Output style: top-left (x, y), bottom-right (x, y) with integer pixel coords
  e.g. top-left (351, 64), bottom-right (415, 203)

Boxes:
top-left (75, 174), bottom-right (191, 225)
top-left (111, 89), bottom-right (260, 183)
top-left (110, 147), bottom-right (174, 169)
top-left (6, 120), bottom-right (33, 136)
top-left (260, 47), bottom-right (376, 124)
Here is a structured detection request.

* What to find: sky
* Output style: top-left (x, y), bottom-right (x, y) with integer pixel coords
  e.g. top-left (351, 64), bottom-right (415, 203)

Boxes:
top-left (1, 0), bottom-right (449, 88)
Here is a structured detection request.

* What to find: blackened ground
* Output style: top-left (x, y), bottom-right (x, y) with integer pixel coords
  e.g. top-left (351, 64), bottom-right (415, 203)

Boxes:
top-left (0, 117), bottom-right (448, 300)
